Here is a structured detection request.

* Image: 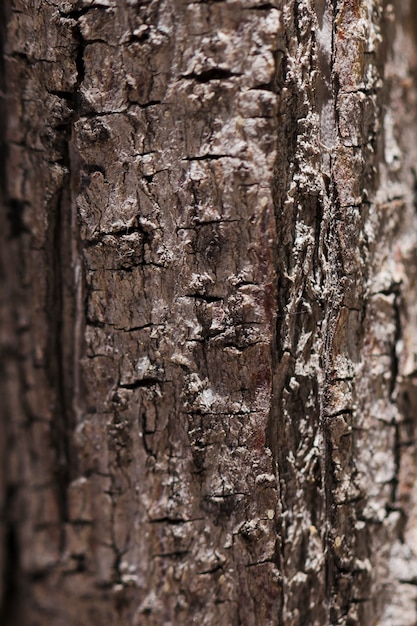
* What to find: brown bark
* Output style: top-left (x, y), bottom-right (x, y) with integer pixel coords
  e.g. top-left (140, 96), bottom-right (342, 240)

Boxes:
top-left (2, 1), bottom-right (417, 625)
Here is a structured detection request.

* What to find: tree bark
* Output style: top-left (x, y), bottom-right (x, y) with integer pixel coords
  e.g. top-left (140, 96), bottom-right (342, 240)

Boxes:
top-left (2, 1), bottom-right (417, 625)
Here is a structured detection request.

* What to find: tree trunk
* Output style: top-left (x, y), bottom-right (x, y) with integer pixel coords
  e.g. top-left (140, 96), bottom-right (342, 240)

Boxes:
top-left (2, 1), bottom-right (417, 624)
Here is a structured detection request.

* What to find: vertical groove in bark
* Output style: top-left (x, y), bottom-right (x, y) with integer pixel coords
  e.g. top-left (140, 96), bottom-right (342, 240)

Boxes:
top-left (0, 2), bottom-right (31, 623)
top-left (0, 1), bottom-right (81, 622)
top-left (0, 3), bottom-right (7, 617)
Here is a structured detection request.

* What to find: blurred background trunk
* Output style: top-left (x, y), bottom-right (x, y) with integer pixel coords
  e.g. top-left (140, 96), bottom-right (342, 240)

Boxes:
top-left (2, 1), bottom-right (417, 624)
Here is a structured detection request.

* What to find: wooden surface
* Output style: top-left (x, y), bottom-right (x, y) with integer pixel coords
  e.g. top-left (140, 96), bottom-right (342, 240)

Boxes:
top-left (2, 1), bottom-right (417, 624)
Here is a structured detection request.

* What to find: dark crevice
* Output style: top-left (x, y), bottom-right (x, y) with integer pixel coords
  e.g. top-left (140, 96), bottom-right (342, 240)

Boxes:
top-left (148, 517), bottom-right (189, 525)
top-left (198, 563), bottom-right (223, 575)
top-left (0, 0), bottom-right (9, 199)
top-left (86, 318), bottom-right (105, 328)
top-left (185, 293), bottom-right (223, 303)
top-left (313, 195), bottom-right (323, 280)
top-left (327, 408), bottom-right (353, 419)
top-left (389, 290), bottom-right (402, 399)
top-left (181, 68), bottom-right (240, 83)
top-left (9, 50), bottom-right (31, 63)
top-left (77, 109), bottom-right (129, 119)
top-left (152, 550), bottom-right (190, 559)
top-left (246, 558), bottom-right (275, 568)
top-left (126, 30), bottom-right (150, 44)
top-left (47, 89), bottom-right (78, 110)
top-left (398, 578), bottom-right (417, 586)
top-left (0, 6), bottom-right (27, 621)
top-left (250, 83), bottom-right (276, 92)
top-left (83, 225), bottom-right (145, 246)
top-left (6, 199), bottom-right (30, 239)
top-left (412, 168), bottom-right (417, 214)
top-left (84, 163), bottom-right (106, 176)
top-left (391, 421), bottom-right (401, 510)
top-left (0, 488), bottom-right (21, 626)
top-left (244, 3), bottom-right (279, 11)
top-left (137, 100), bottom-right (162, 108)
top-left (46, 9), bottom-right (86, 546)
top-left (115, 322), bottom-right (155, 332)
top-left (61, 6), bottom-right (92, 19)
top-left (140, 411), bottom-right (156, 458)
top-left (182, 153), bottom-right (230, 161)
top-left (68, 554), bottom-right (88, 573)
top-left (47, 186), bottom-right (73, 537)
top-left (119, 378), bottom-right (161, 389)
top-left (27, 569), bottom-right (49, 582)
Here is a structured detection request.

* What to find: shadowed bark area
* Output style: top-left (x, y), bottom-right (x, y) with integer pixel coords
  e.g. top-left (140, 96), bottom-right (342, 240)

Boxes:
top-left (1, 1), bottom-right (417, 625)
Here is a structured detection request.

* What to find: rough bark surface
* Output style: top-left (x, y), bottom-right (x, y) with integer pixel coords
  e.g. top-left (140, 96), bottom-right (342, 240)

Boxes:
top-left (2, 1), bottom-right (417, 625)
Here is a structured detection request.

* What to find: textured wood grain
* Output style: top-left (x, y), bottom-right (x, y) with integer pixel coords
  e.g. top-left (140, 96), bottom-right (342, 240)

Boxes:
top-left (2, 1), bottom-right (417, 625)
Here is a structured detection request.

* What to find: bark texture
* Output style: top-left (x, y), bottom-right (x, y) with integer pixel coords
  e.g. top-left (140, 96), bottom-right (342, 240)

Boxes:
top-left (2, 1), bottom-right (417, 625)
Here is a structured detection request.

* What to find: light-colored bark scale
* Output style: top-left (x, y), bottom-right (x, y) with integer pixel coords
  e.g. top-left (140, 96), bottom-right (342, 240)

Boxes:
top-left (2, 1), bottom-right (417, 625)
